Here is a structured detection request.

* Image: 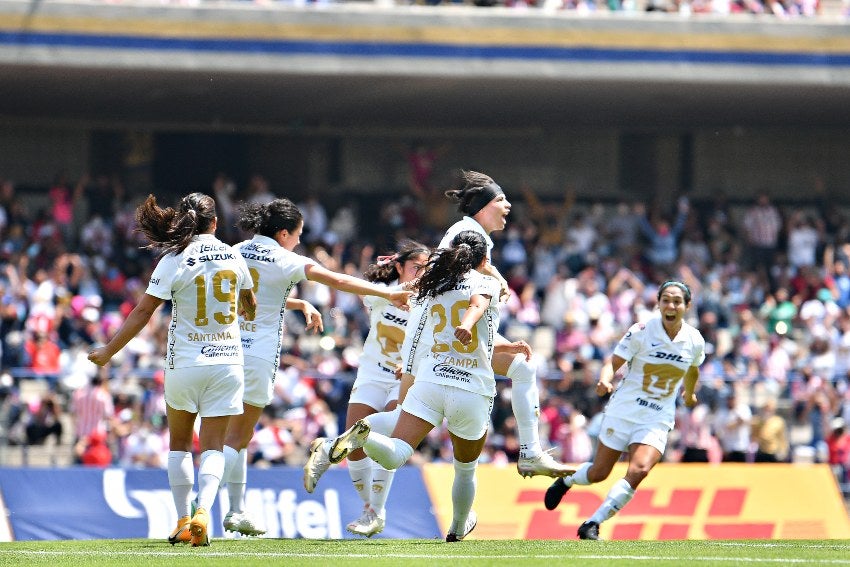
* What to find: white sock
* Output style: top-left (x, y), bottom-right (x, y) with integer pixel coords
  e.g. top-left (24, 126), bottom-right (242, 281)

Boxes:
top-left (363, 432), bottom-right (413, 470)
top-left (370, 464), bottom-right (395, 519)
top-left (589, 478), bottom-right (635, 524)
top-left (364, 407), bottom-right (401, 436)
top-left (347, 457), bottom-right (373, 505)
top-left (506, 354), bottom-right (542, 458)
top-left (196, 449), bottom-right (225, 511)
top-left (564, 462), bottom-right (592, 488)
top-left (226, 448), bottom-right (248, 514)
top-left (168, 451), bottom-right (194, 518)
top-left (450, 458), bottom-right (478, 535)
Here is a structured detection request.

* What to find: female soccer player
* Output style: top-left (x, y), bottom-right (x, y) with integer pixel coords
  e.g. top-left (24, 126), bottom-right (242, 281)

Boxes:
top-left (305, 240), bottom-right (430, 537)
top-left (88, 192), bottom-right (256, 547)
top-left (401, 170), bottom-right (572, 478)
top-left (542, 280), bottom-right (705, 541)
top-left (221, 198), bottom-right (412, 535)
top-left (315, 230), bottom-right (524, 542)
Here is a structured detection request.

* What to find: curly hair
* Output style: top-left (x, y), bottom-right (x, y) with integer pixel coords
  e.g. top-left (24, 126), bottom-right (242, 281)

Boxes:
top-left (363, 239), bottom-right (431, 284)
top-left (416, 230), bottom-right (488, 300)
top-left (136, 192), bottom-right (216, 256)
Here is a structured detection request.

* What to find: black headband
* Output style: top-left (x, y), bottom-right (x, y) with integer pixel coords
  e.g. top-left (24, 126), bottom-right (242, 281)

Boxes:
top-left (465, 182), bottom-right (504, 217)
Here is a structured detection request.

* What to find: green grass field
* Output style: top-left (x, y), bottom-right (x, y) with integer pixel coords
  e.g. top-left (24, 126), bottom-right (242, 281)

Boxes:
top-left (0, 538), bottom-right (848, 567)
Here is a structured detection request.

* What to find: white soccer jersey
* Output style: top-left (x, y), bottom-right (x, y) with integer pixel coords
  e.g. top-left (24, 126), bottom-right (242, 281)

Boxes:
top-left (403, 216), bottom-right (495, 374)
top-left (604, 315), bottom-right (706, 429)
top-left (439, 216), bottom-right (494, 261)
top-left (416, 272), bottom-right (501, 397)
top-left (146, 234), bottom-right (253, 370)
top-left (235, 235), bottom-right (315, 368)
top-left (359, 283), bottom-right (410, 384)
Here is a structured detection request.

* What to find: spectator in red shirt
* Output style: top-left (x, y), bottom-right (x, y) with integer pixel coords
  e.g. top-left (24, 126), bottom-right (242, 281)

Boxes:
top-left (79, 431), bottom-right (113, 467)
top-left (23, 330), bottom-right (61, 383)
top-left (826, 417), bottom-right (850, 488)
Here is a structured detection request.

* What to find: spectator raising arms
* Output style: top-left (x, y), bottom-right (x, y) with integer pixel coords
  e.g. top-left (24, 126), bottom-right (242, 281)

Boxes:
top-left (88, 192), bottom-right (256, 548)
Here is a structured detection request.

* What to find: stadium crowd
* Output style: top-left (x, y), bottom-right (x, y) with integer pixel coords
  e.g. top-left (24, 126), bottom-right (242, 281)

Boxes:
top-left (0, 169), bottom-right (848, 499)
top-left (105, 0), bottom-right (844, 19)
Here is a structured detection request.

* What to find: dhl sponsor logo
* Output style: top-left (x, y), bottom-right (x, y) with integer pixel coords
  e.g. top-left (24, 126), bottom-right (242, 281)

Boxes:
top-left (422, 463), bottom-right (850, 540)
top-left (518, 487), bottom-right (779, 540)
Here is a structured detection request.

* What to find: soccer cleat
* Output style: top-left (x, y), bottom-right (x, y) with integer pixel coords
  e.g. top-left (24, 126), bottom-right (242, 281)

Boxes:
top-left (544, 477), bottom-right (571, 510)
top-left (329, 419), bottom-right (371, 464)
top-left (578, 520), bottom-right (601, 540)
top-left (223, 510), bottom-right (266, 537)
top-left (189, 507), bottom-right (211, 547)
top-left (304, 438), bottom-right (332, 493)
top-left (346, 505), bottom-right (385, 538)
top-left (168, 515), bottom-right (192, 545)
top-left (517, 450), bottom-right (574, 478)
top-left (445, 510), bottom-right (477, 542)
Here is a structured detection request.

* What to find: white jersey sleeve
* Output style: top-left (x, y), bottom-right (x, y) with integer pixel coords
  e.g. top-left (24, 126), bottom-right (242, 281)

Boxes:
top-left (149, 234), bottom-right (250, 370)
top-left (236, 235), bottom-right (315, 367)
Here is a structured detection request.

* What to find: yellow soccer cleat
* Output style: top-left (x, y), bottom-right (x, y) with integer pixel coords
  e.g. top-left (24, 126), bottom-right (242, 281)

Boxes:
top-left (189, 507), bottom-right (211, 547)
top-left (168, 515), bottom-right (192, 545)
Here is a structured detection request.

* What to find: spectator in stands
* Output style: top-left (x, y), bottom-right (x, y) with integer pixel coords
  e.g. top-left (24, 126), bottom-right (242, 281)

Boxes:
top-left (78, 430), bottom-right (112, 467)
top-left (826, 417), bottom-right (850, 490)
top-left (714, 391), bottom-right (753, 462)
top-left (298, 196), bottom-right (328, 246)
top-left (23, 392), bottom-right (63, 447)
top-left (636, 199), bottom-right (689, 270)
top-left (70, 373), bottom-right (115, 452)
top-left (677, 403), bottom-right (718, 463)
top-left (751, 399), bottom-right (790, 462)
top-left (78, 173), bottom-right (124, 224)
top-left (47, 171), bottom-right (80, 245)
top-left (23, 330), bottom-right (61, 384)
top-left (120, 418), bottom-right (167, 469)
top-left (786, 211), bottom-right (823, 271)
top-left (741, 192), bottom-right (782, 283)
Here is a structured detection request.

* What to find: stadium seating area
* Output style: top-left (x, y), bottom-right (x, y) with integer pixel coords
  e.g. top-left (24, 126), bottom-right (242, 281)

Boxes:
top-left (0, 170), bottom-right (848, 506)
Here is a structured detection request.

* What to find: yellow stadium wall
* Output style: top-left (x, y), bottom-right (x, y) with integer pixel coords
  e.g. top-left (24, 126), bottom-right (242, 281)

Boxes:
top-left (422, 463), bottom-right (850, 540)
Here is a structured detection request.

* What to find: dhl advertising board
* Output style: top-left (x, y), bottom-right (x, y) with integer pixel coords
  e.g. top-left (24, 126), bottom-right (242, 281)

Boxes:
top-left (423, 463), bottom-right (850, 540)
top-left (0, 464), bottom-right (847, 540)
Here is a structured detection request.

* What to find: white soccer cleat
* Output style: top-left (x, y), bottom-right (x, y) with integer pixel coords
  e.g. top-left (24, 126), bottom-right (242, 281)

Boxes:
top-left (517, 450), bottom-right (574, 479)
top-left (329, 419), bottom-right (371, 464)
top-left (223, 510), bottom-right (266, 536)
top-left (445, 510), bottom-right (477, 542)
top-left (303, 437), bottom-right (332, 493)
top-left (346, 504), bottom-right (385, 538)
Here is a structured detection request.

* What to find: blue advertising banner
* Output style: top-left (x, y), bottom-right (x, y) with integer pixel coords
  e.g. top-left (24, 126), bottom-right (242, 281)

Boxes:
top-left (0, 466), bottom-right (440, 541)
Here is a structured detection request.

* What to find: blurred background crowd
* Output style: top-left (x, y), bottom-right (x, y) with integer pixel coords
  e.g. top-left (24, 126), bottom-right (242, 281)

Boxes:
top-left (0, 166), bottom-right (848, 501)
top-left (139, 0), bottom-right (847, 20)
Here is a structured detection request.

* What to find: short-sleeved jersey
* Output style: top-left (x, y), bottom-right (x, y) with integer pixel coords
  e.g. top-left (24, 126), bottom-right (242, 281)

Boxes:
top-left (604, 314), bottom-right (706, 429)
top-left (235, 235), bottom-right (315, 368)
top-left (146, 234), bottom-right (253, 370)
top-left (403, 216), bottom-right (495, 374)
top-left (416, 272), bottom-right (501, 397)
top-left (359, 282), bottom-right (410, 384)
top-left (439, 217), bottom-right (494, 261)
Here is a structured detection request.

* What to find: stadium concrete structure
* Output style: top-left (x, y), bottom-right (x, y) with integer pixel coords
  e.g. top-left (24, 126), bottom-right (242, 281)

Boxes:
top-left (0, 0), bottom-right (849, 204)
